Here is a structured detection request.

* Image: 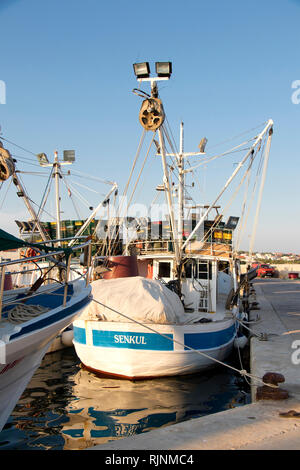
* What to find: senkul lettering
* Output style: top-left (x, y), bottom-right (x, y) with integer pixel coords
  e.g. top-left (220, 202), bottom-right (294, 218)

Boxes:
top-left (113, 334), bottom-right (147, 345)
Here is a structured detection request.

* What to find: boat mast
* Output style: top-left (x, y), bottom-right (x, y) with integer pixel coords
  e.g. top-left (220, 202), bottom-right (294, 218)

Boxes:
top-left (53, 151), bottom-right (62, 245)
top-left (156, 117), bottom-right (181, 266)
top-left (177, 121), bottom-right (184, 257)
top-left (133, 62), bottom-right (181, 267)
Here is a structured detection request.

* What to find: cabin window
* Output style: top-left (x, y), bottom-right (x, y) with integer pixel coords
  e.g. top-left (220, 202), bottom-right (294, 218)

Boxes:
top-left (184, 262), bottom-right (192, 278)
top-left (158, 262), bottom-right (171, 278)
top-left (218, 261), bottom-right (229, 274)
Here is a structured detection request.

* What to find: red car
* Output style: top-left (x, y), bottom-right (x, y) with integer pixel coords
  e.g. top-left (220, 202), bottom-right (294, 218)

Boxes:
top-left (252, 263), bottom-right (275, 278)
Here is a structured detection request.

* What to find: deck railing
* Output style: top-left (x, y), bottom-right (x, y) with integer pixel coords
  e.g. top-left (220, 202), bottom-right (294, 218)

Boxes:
top-left (0, 239), bottom-right (92, 318)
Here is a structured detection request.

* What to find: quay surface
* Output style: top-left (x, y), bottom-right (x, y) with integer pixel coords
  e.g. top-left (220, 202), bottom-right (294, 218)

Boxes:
top-left (90, 279), bottom-right (300, 450)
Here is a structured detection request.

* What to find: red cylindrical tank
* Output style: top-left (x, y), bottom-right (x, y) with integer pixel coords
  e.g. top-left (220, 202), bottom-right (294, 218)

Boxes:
top-left (102, 256), bottom-right (139, 279)
top-left (4, 273), bottom-right (13, 290)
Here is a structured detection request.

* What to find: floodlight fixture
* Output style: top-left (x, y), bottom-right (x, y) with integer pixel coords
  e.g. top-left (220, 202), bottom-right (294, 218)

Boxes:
top-left (63, 150), bottom-right (75, 162)
top-left (155, 62), bottom-right (172, 78)
top-left (225, 216), bottom-right (240, 230)
top-left (36, 153), bottom-right (49, 165)
top-left (133, 62), bottom-right (150, 79)
top-left (198, 137), bottom-right (208, 153)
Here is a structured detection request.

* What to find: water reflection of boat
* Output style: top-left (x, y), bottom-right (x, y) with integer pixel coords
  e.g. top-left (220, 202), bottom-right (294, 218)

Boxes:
top-left (61, 358), bottom-right (248, 449)
top-left (0, 349), bottom-right (248, 450)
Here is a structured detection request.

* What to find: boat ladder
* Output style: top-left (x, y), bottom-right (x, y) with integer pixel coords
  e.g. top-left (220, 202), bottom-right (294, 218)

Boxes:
top-left (198, 261), bottom-right (210, 312)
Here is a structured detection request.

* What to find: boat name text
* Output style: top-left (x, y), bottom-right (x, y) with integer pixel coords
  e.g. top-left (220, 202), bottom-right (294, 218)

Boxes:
top-left (113, 334), bottom-right (147, 345)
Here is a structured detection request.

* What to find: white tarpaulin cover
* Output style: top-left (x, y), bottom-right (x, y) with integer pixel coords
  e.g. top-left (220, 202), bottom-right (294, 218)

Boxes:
top-left (79, 276), bottom-right (206, 324)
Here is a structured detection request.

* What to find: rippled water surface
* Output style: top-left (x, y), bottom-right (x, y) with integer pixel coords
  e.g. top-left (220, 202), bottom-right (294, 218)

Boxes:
top-left (0, 348), bottom-right (250, 450)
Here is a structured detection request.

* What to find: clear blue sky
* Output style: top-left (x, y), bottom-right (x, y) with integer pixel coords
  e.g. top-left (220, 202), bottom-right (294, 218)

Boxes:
top-left (0, 0), bottom-right (299, 253)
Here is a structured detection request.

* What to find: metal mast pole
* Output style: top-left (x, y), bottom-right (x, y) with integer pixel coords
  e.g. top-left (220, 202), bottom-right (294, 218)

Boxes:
top-left (54, 151), bottom-right (61, 245)
top-left (177, 121), bottom-right (184, 257)
top-left (157, 126), bottom-right (180, 266)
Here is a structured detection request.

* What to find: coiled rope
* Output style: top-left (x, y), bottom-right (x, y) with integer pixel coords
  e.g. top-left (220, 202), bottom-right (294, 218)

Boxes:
top-left (7, 303), bottom-right (49, 324)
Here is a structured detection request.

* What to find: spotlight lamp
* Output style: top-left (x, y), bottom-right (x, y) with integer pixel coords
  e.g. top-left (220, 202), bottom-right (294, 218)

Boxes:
top-left (36, 153), bottom-right (49, 165)
top-left (225, 216), bottom-right (240, 230)
top-left (155, 62), bottom-right (172, 78)
top-left (63, 150), bottom-right (75, 162)
top-left (133, 62), bottom-right (150, 79)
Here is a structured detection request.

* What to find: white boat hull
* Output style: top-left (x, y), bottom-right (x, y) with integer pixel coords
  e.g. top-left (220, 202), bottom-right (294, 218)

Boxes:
top-left (0, 281), bottom-right (91, 432)
top-left (73, 317), bottom-right (236, 379)
top-left (0, 345), bottom-right (51, 432)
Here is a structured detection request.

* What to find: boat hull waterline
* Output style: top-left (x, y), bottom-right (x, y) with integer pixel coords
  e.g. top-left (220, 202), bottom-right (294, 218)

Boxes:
top-left (73, 318), bottom-right (236, 379)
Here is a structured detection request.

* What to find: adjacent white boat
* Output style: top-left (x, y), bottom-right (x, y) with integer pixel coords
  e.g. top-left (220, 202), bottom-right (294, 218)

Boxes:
top-left (0, 229), bottom-right (92, 432)
top-left (73, 62), bottom-right (274, 379)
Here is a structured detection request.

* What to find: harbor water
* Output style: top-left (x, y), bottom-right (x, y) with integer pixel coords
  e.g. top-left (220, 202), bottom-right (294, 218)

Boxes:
top-left (0, 347), bottom-right (250, 450)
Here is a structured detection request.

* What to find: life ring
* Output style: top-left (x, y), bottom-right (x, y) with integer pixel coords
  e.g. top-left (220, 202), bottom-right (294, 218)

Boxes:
top-left (23, 247), bottom-right (38, 262)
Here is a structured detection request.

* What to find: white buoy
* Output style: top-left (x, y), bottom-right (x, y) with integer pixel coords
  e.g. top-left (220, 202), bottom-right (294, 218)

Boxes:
top-left (61, 328), bottom-right (74, 347)
top-left (234, 335), bottom-right (248, 349)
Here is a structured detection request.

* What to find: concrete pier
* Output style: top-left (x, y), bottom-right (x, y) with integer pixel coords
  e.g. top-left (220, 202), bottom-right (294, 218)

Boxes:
top-left (90, 279), bottom-right (300, 450)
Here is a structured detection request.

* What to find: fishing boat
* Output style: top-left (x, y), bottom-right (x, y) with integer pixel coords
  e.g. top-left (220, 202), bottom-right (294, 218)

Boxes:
top-left (73, 61), bottom-right (273, 379)
top-left (0, 227), bottom-right (92, 432)
top-left (0, 141), bottom-right (118, 353)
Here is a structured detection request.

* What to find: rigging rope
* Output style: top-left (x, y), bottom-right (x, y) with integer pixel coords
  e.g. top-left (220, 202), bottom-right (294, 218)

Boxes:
top-left (122, 133), bottom-right (156, 255)
top-left (0, 136), bottom-right (38, 157)
top-left (60, 173), bottom-right (81, 219)
top-left (235, 134), bottom-right (267, 252)
top-left (108, 130), bottom-right (146, 254)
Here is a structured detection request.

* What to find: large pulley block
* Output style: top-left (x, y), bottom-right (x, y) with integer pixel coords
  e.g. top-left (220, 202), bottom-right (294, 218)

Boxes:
top-left (0, 143), bottom-right (15, 181)
top-left (139, 98), bottom-right (165, 131)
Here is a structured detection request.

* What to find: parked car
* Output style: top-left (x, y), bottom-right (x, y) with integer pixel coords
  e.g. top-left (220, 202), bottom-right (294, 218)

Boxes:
top-left (251, 263), bottom-right (275, 278)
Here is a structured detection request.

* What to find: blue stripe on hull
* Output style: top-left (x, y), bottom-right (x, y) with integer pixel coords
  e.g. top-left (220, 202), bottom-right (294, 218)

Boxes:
top-left (73, 326), bottom-right (86, 344)
top-left (184, 324), bottom-right (236, 350)
top-left (10, 294), bottom-right (90, 340)
top-left (92, 330), bottom-right (174, 351)
top-left (74, 323), bottom-right (236, 352)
